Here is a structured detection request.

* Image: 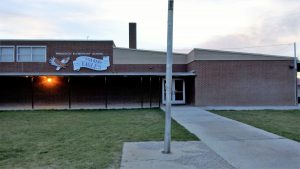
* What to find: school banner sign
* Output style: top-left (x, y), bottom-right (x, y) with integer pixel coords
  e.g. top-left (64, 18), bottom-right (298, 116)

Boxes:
top-left (73, 56), bottom-right (110, 71)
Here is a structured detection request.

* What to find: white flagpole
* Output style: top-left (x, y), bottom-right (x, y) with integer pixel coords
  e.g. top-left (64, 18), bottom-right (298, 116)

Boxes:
top-left (163, 0), bottom-right (174, 154)
top-left (294, 42), bottom-right (297, 105)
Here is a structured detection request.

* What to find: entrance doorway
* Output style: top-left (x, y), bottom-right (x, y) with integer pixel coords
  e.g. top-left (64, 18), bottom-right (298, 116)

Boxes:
top-left (162, 78), bottom-right (185, 104)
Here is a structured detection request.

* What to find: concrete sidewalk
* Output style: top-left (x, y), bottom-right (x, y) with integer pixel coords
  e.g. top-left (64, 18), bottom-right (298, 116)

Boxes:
top-left (120, 141), bottom-right (235, 169)
top-left (171, 106), bottom-right (300, 169)
top-left (202, 105), bottom-right (300, 110)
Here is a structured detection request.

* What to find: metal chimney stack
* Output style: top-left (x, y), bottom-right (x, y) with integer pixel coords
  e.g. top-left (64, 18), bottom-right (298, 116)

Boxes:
top-left (129, 23), bottom-right (137, 49)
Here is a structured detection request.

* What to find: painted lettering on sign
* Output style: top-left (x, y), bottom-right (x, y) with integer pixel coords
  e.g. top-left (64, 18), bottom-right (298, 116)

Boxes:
top-left (73, 56), bottom-right (110, 71)
top-left (55, 52), bottom-right (103, 56)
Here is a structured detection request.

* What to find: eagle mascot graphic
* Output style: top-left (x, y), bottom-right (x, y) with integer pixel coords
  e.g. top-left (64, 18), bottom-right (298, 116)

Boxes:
top-left (49, 56), bottom-right (70, 71)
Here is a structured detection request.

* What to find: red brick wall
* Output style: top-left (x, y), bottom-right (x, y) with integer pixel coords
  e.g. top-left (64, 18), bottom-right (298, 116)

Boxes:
top-left (0, 40), bottom-right (187, 73)
top-left (187, 60), bottom-right (295, 106)
top-left (0, 40), bottom-right (114, 73)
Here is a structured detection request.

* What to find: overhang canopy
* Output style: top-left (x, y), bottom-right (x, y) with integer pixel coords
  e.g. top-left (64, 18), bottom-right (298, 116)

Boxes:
top-left (0, 72), bottom-right (196, 77)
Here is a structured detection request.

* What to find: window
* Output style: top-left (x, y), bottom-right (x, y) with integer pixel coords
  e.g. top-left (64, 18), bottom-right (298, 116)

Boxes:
top-left (0, 46), bottom-right (14, 62)
top-left (17, 46), bottom-right (46, 62)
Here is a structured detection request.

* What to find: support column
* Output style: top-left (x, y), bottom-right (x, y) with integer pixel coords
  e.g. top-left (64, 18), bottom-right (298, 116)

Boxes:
top-left (141, 76), bottom-right (143, 108)
top-left (158, 77), bottom-right (161, 108)
top-left (31, 76), bottom-right (34, 109)
top-left (68, 77), bottom-right (71, 109)
top-left (150, 76), bottom-right (152, 108)
top-left (105, 76), bottom-right (108, 109)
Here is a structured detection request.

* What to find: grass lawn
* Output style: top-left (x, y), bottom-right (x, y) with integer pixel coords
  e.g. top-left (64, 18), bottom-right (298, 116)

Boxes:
top-left (211, 110), bottom-right (300, 142)
top-left (0, 109), bottom-right (198, 169)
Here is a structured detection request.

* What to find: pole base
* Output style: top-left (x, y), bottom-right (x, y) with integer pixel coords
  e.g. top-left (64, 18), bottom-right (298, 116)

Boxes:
top-left (162, 150), bottom-right (172, 154)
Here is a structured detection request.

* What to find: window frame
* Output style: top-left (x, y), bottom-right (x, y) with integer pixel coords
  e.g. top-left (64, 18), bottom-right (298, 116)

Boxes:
top-left (0, 46), bottom-right (15, 62)
top-left (16, 46), bottom-right (47, 62)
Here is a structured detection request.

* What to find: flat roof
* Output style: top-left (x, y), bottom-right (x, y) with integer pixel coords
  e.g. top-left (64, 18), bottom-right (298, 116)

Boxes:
top-left (193, 48), bottom-right (292, 58)
top-left (114, 47), bottom-right (187, 55)
top-left (0, 39), bottom-right (114, 42)
top-left (114, 47), bottom-right (294, 62)
top-left (0, 39), bottom-right (116, 47)
top-left (0, 39), bottom-right (294, 60)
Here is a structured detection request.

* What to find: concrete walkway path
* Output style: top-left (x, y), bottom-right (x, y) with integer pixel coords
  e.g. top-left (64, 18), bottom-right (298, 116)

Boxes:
top-left (202, 105), bottom-right (300, 110)
top-left (121, 141), bottom-right (235, 169)
top-left (171, 106), bottom-right (300, 169)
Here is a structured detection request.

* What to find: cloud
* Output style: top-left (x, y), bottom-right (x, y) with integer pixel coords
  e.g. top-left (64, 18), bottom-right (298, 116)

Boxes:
top-left (0, 0), bottom-right (299, 56)
top-left (199, 5), bottom-right (300, 56)
top-left (0, 0), bottom-right (162, 45)
top-left (0, 1), bottom-right (121, 41)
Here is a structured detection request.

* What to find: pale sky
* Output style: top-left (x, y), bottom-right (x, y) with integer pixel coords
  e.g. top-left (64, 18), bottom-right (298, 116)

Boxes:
top-left (0, 0), bottom-right (299, 56)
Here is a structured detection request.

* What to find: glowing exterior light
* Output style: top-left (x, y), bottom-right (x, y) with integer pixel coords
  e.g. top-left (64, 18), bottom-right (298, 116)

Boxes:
top-left (47, 78), bottom-right (52, 83)
top-left (38, 76), bottom-right (59, 88)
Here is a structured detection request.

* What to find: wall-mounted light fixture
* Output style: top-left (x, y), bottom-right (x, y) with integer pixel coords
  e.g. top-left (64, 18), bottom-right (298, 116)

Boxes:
top-left (47, 77), bottom-right (52, 83)
top-left (39, 76), bottom-right (59, 88)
